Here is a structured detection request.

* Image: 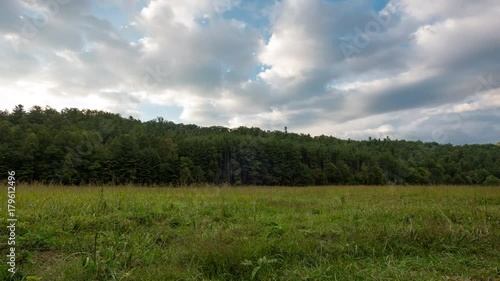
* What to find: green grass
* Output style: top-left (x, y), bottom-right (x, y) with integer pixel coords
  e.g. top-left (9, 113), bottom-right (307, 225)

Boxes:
top-left (1, 185), bottom-right (499, 280)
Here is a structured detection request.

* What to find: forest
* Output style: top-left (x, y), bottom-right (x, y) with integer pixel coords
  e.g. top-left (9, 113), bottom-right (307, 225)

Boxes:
top-left (1, 105), bottom-right (499, 186)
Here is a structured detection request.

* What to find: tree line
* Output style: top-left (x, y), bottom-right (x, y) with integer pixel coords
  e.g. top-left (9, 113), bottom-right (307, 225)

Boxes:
top-left (1, 105), bottom-right (499, 186)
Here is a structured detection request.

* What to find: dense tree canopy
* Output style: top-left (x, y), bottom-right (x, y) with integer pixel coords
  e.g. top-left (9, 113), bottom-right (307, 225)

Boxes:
top-left (1, 105), bottom-right (499, 186)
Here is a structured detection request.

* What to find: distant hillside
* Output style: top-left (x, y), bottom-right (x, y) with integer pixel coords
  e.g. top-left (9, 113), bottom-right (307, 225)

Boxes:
top-left (1, 105), bottom-right (499, 186)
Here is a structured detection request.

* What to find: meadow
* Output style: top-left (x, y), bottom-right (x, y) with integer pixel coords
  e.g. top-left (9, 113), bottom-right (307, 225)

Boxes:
top-left (1, 185), bottom-right (499, 280)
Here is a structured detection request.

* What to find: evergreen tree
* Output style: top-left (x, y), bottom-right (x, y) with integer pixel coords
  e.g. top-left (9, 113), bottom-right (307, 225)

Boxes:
top-left (1, 105), bottom-right (499, 186)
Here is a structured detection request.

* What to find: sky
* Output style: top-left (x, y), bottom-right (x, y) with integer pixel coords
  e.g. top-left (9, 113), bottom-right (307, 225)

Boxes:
top-left (1, 0), bottom-right (499, 144)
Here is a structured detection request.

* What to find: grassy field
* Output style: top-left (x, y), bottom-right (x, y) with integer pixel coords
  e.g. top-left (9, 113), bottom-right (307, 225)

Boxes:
top-left (1, 185), bottom-right (499, 280)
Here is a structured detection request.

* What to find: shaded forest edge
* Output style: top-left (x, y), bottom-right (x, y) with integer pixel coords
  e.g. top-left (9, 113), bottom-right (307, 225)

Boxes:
top-left (1, 105), bottom-right (499, 186)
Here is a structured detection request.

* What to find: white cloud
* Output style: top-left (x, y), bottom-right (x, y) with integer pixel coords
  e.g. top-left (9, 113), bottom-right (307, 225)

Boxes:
top-left (0, 0), bottom-right (499, 144)
top-left (228, 107), bottom-right (287, 130)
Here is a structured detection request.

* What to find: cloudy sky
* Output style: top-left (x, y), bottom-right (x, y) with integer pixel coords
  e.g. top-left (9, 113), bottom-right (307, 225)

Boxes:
top-left (1, 0), bottom-right (499, 144)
